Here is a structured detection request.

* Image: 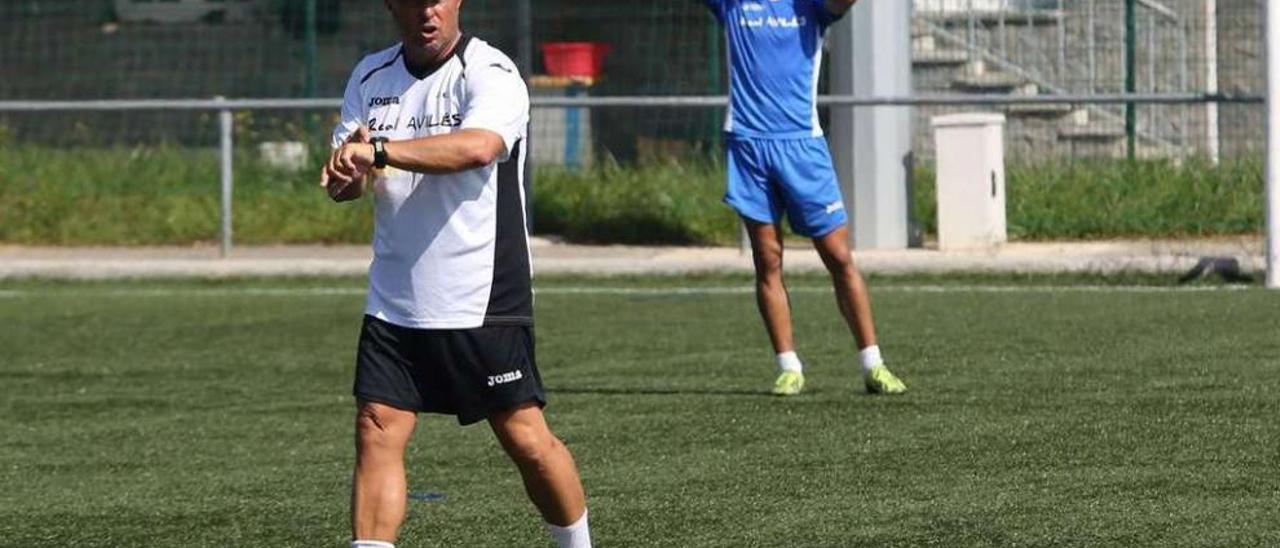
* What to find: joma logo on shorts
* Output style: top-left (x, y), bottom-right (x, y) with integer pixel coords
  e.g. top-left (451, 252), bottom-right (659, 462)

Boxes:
top-left (487, 370), bottom-right (524, 387)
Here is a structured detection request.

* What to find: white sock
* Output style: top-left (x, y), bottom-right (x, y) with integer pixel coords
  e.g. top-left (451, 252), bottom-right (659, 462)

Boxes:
top-left (859, 345), bottom-right (883, 374)
top-left (776, 351), bottom-right (803, 373)
top-left (351, 541), bottom-right (394, 548)
top-left (545, 509), bottom-right (591, 548)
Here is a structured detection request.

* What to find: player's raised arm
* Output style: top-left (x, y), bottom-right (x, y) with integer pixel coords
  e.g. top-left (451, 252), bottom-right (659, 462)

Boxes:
top-left (699, 0), bottom-right (725, 20)
top-left (824, 0), bottom-right (859, 17)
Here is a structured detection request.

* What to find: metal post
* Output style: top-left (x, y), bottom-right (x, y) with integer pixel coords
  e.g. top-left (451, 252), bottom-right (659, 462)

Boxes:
top-left (1087, 0), bottom-right (1097, 94)
top-left (1267, 0), bottom-right (1279, 288)
top-left (998, 0), bottom-right (1007, 60)
top-left (967, 0), bottom-right (977, 65)
top-left (1147, 13), bottom-right (1156, 144)
top-left (707, 13), bottom-right (723, 147)
top-left (516, 0), bottom-right (533, 77)
top-left (1024, 0), bottom-right (1032, 40)
top-left (1057, 0), bottom-right (1066, 83)
top-left (564, 85), bottom-right (582, 167)
top-left (304, 0), bottom-right (317, 97)
top-left (1205, 0), bottom-right (1220, 163)
top-left (218, 99), bottom-right (234, 258)
top-left (1125, 0), bottom-right (1137, 160)
top-left (1179, 22), bottom-right (1189, 153)
top-left (515, 0), bottom-right (534, 233)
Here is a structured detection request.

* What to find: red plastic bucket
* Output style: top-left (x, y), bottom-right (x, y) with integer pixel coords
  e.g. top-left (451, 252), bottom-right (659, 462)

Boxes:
top-left (541, 42), bottom-right (612, 79)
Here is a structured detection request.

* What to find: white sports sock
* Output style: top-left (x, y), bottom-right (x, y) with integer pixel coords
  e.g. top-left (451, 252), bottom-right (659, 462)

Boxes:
top-left (859, 345), bottom-right (883, 374)
top-left (776, 351), bottom-right (803, 373)
top-left (545, 509), bottom-right (591, 548)
top-left (351, 541), bottom-right (394, 548)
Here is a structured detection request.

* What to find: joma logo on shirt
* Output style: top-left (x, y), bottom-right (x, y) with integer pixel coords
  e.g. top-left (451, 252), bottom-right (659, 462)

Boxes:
top-left (487, 370), bottom-right (524, 387)
top-left (368, 96), bottom-right (400, 107)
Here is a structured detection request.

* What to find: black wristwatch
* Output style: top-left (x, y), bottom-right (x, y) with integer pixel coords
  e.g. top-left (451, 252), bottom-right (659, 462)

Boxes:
top-left (370, 137), bottom-right (389, 169)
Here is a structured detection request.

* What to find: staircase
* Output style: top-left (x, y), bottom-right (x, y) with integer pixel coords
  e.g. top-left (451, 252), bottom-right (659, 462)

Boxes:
top-left (911, 1), bottom-right (1194, 160)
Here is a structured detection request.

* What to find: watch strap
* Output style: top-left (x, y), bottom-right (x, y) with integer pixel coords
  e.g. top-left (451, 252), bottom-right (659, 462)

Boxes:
top-left (371, 137), bottom-right (389, 169)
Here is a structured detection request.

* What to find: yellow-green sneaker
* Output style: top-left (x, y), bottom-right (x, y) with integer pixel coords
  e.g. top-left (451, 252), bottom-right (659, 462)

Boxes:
top-left (864, 365), bottom-right (906, 395)
top-left (772, 370), bottom-right (805, 396)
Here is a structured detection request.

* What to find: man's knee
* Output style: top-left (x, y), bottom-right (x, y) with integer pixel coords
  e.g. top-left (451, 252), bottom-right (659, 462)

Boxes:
top-left (752, 246), bottom-right (784, 279)
top-left (355, 403), bottom-right (412, 451)
top-left (820, 250), bottom-right (855, 277)
top-left (814, 234), bottom-right (856, 277)
top-left (498, 422), bottom-right (560, 469)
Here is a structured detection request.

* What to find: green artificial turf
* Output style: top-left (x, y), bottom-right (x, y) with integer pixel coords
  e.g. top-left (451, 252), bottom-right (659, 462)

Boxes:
top-left (1, 276), bottom-right (1277, 546)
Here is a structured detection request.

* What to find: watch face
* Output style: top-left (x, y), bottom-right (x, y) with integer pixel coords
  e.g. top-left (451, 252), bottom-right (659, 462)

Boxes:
top-left (374, 140), bottom-right (388, 168)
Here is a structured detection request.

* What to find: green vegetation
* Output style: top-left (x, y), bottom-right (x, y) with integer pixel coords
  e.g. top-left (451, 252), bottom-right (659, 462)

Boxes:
top-left (914, 157), bottom-right (1265, 239)
top-left (0, 145), bottom-right (370, 245)
top-left (532, 161), bottom-right (737, 244)
top-left (1, 276), bottom-right (1277, 546)
top-left (0, 145), bottom-right (1265, 245)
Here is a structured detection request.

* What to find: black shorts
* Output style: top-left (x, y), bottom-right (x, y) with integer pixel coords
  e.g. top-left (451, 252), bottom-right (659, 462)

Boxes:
top-left (353, 315), bottom-right (546, 425)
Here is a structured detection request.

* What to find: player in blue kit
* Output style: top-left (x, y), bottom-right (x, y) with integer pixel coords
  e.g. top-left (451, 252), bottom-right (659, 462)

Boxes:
top-left (700, 0), bottom-right (906, 396)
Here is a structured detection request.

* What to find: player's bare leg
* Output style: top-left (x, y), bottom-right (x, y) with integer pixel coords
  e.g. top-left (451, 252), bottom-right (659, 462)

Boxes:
top-left (745, 220), bottom-right (795, 353)
top-left (351, 401), bottom-right (418, 542)
top-left (745, 219), bottom-right (806, 395)
top-left (812, 226), bottom-right (906, 394)
top-left (812, 226), bottom-right (876, 348)
top-left (488, 403), bottom-right (587, 526)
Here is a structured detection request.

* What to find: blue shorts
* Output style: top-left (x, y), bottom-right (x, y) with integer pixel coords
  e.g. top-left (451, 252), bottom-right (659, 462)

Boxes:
top-left (724, 136), bottom-right (848, 238)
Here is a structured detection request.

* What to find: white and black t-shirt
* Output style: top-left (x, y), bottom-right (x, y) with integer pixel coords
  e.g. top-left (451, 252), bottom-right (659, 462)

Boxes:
top-left (332, 36), bottom-right (531, 330)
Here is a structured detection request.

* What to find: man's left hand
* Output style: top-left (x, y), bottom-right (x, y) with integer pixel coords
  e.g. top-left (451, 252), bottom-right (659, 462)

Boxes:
top-left (321, 129), bottom-right (377, 202)
top-left (334, 142), bottom-right (376, 178)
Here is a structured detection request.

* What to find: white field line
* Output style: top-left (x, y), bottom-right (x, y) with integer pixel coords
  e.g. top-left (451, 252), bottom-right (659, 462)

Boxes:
top-left (0, 284), bottom-right (1258, 299)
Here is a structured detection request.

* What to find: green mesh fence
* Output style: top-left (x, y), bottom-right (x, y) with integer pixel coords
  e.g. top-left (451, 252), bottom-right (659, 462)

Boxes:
top-left (0, 0), bottom-right (1267, 162)
top-left (0, 0), bottom-right (725, 157)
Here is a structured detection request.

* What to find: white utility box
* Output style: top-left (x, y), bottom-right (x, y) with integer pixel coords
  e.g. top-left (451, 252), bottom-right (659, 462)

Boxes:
top-left (931, 113), bottom-right (1007, 250)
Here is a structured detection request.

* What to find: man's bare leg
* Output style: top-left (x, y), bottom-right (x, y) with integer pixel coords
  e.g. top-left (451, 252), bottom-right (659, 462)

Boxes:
top-left (811, 226), bottom-right (876, 349)
top-left (489, 403), bottom-right (590, 547)
top-left (744, 220), bottom-right (795, 354)
top-left (351, 401), bottom-right (417, 543)
top-left (745, 219), bottom-right (809, 395)
top-left (812, 226), bottom-right (907, 394)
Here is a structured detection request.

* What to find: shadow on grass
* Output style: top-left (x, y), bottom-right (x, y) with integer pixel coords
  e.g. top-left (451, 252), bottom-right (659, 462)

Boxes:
top-left (548, 386), bottom-right (771, 398)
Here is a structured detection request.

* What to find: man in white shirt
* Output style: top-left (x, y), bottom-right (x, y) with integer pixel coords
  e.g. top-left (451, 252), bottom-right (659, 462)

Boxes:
top-left (321, 1), bottom-right (589, 547)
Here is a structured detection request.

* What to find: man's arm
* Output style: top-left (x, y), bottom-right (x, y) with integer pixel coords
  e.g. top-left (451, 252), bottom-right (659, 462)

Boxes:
top-left (383, 130), bottom-right (508, 173)
top-left (825, 0), bottom-right (858, 17)
top-left (331, 129), bottom-right (509, 176)
top-left (697, 0), bottom-right (724, 22)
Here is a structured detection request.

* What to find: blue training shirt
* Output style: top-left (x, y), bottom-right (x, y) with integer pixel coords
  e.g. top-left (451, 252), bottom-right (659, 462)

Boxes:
top-left (703, 0), bottom-right (844, 140)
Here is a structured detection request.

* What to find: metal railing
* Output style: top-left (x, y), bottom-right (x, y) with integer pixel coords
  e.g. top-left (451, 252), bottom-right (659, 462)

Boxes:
top-left (0, 93), bottom-right (1263, 256)
top-left (916, 0), bottom-right (1194, 154)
